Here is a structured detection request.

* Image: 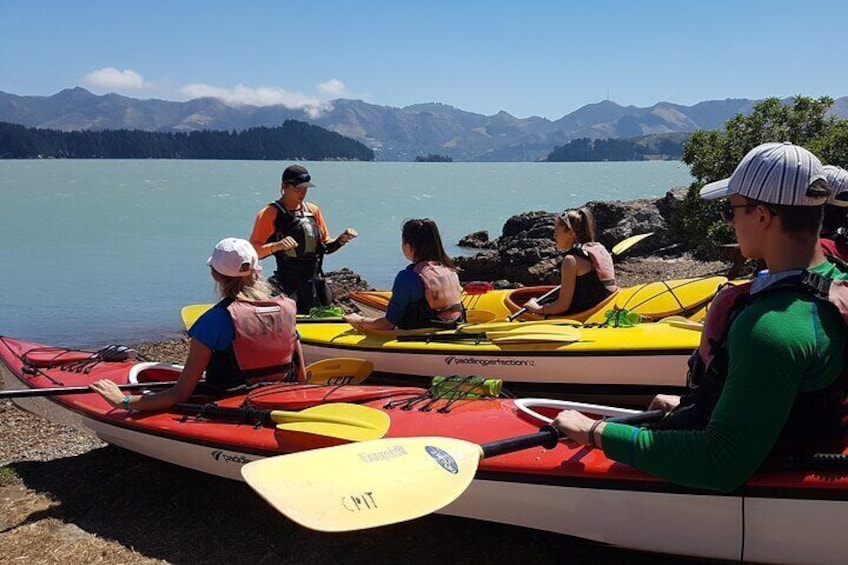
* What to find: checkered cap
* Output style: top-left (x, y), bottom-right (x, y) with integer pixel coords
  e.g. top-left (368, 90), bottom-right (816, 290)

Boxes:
top-left (700, 142), bottom-right (826, 206)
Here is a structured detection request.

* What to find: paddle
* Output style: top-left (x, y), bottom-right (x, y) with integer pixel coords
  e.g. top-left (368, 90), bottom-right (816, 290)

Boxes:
top-left (305, 358), bottom-right (373, 385)
top-left (1, 358), bottom-right (372, 399)
top-left (0, 380), bottom-right (182, 399)
top-left (241, 408), bottom-right (665, 532)
top-left (506, 232), bottom-right (655, 322)
top-left (173, 402), bottom-right (390, 442)
top-left (180, 304), bottom-right (345, 331)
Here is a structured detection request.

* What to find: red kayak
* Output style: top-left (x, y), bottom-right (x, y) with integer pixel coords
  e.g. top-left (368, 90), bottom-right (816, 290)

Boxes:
top-left (2, 334), bottom-right (847, 564)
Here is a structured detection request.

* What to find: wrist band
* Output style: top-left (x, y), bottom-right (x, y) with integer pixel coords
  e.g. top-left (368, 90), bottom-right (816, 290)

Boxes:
top-left (588, 419), bottom-right (603, 449)
top-left (122, 396), bottom-right (131, 410)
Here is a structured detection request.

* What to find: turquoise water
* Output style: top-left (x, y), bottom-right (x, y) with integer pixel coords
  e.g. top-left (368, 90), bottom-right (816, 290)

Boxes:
top-left (0, 160), bottom-right (693, 346)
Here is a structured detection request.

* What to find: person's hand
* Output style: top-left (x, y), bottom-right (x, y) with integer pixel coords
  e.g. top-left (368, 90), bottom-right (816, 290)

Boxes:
top-left (648, 394), bottom-right (681, 413)
top-left (90, 379), bottom-right (125, 407)
top-left (338, 228), bottom-right (358, 244)
top-left (551, 410), bottom-right (598, 448)
top-left (343, 313), bottom-right (365, 331)
top-left (523, 298), bottom-right (542, 313)
top-left (274, 237), bottom-right (297, 252)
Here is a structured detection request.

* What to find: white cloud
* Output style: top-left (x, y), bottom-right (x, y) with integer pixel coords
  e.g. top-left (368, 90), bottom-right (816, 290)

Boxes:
top-left (317, 79), bottom-right (346, 98)
top-left (179, 83), bottom-right (322, 109)
top-left (83, 68), bottom-right (146, 90)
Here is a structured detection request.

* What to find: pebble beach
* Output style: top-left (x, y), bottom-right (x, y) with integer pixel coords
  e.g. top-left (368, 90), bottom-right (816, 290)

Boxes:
top-left (1, 255), bottom-right (728, 564)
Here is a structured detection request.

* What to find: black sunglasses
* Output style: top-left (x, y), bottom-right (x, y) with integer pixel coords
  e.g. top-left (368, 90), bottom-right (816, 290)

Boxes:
top-left (285, 173), bottom-right (311, 185)
top-left (719, 200), bottom-right (778, 222)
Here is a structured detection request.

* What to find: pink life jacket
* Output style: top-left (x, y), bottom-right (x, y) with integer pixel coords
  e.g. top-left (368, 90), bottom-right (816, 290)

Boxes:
top-left (580, 242), bottom-right (618, 292)
top-left (226, 295), bottom-right (298, 384)
top-left (413, 261), bottom-right (463, 322)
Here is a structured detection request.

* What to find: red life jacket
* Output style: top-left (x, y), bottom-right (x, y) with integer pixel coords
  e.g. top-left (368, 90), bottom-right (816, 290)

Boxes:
top-left (412, 261), bottom-right (463, 322)
top-left (206, 295), bottom-right (298, 389)
top-left (580, 242), bottom-right (618, 292)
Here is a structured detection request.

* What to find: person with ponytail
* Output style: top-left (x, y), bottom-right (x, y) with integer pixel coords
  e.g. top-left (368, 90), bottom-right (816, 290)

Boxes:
top-left (523, 207), bottom-right (618, 316)
top-left (343, 218), bottom-right (463, 331)
top-left (91, 238), bottom-right (305, 411)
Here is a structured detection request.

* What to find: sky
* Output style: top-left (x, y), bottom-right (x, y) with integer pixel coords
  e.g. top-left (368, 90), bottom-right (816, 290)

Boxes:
top-left (2, 0), bottom-right (848, 120)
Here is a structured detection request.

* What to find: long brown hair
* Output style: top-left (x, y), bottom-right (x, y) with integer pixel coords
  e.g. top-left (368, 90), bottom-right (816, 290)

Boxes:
top-left (557, 207), bottom-right (596, 244)
top-left (402, 218), bottom-right (455, 268)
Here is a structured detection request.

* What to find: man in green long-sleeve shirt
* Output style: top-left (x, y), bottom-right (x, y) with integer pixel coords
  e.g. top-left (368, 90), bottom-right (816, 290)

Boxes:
top-left (553, 142), bottom-right (848, 492)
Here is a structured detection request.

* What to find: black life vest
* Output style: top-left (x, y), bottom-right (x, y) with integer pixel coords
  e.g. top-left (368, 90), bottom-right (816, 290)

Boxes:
top-left (662, 267), bottom-right (848, 446)
top-left (267, 201), bottom-right (326, 278)
top-left (205, 295), bottom-right (299, 391)
top-left (562, 246), bottom-right (616, 314)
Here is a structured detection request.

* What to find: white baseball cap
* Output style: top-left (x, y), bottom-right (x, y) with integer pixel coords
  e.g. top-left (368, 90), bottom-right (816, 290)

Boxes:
top-left (207, 237), bottom-right (262, 278)
top-left (700, 142), bottom-right (827, 206)
top-left (824, 165), bottom-right (848, 207)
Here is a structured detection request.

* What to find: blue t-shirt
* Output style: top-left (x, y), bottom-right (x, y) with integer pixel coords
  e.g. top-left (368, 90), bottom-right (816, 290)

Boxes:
top-left (385, 265), bottom-right (426, 326)
top-left (187, 305), bottom-right (234, 351)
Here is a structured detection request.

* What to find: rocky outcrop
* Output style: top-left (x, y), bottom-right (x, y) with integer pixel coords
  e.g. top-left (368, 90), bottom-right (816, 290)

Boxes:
top-left (455, 187), bottom-right (687, 285)
top-left (326, 268), bottom-right (372, 313)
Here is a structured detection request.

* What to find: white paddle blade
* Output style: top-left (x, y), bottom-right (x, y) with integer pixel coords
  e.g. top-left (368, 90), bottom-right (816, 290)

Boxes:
top-left (242, 436), bottom-right (482, 531)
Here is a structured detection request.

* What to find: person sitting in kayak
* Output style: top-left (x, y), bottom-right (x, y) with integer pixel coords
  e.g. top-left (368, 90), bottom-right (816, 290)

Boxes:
top-left (553, 142), bottom-right (848, 493)
top-left (91, 238), bottom-right (306, 411)
top-left (522, 207), bottom-right (617, 316)
top-left (250, 164), bottom-right (358, 314)
top-left (820, 165), bottom-right (848, 262)
top-left (343, 218), bottom-right (463, 331)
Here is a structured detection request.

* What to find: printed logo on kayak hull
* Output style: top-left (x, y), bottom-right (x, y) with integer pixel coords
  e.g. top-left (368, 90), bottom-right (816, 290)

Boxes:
top-left (444, 355), bottom-right (536, 367)
top-left (211, 450), bottom-right (252, 464)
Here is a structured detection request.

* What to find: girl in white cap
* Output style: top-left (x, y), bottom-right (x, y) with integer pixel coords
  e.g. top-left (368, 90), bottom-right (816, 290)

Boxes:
top-left (91, 238), bottom-right (305, 411)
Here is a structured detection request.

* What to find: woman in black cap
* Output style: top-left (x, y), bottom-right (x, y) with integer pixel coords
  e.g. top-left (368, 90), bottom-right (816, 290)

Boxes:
top-left (249, 164), bottom-right (357, 314)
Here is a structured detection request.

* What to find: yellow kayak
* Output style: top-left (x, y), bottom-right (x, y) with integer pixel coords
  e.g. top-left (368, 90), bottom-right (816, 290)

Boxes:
top-left (349, 276), bottom-right (728, 323)
top-left (298, 319), bottom-right (701, 404)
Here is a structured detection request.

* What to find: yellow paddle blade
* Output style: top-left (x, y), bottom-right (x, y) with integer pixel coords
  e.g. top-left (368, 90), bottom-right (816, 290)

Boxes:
top-left (489, 331), bottom-right (581, 344)
top-left (487, 325), bottom-right (581, 343)
top-left (241, 436), bottom-right (482, 531)
top-left (611, 232), bottom-right (654, 256)
top-left (181, 303), bottom-right (213, 330)
top-left (658, 316), bottom-right (704, 331)
top-left (305, 358), bottom-right (373, 385)
top-left (272, 403), bottom-right (391, 442)
top-left (458, 318), bottom-right (582, 334)
top-left (465, 309), bottom-right (496, 324)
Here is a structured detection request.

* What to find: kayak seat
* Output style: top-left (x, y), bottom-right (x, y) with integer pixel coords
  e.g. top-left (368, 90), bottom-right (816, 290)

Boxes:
top-left (506, 288), bottom-right (620, 323)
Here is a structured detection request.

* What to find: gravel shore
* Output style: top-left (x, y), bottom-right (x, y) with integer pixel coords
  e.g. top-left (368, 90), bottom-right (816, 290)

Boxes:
top-left (1, 256), bottom-right (729, 564)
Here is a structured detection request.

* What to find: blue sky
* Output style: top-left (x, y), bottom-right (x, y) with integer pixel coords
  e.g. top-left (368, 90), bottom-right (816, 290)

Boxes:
top-left (2, 0), bottom-right (847, 120)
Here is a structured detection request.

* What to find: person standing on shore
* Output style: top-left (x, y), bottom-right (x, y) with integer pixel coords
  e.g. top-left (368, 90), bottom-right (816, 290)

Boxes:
top-left (250, 164), bottom-right (358, 314)
top-left (820, 165), bottom-right (848, 261)
top-left (552, 142), bottom-right (848, 492)
top-left (91, 238), bottom-right (305, 411)
top-left (522, 207), bottom-right (617, 317)
top-left (343, 218), bottom-right (463, 331)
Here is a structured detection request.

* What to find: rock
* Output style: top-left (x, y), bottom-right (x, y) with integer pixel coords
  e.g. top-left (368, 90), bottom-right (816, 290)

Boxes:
top-left (454, 188), bottom-right (706, 286)
top-left (458, 230), bottom-right (495, 249)
top-left (326, 268), bottom-right (372, 313)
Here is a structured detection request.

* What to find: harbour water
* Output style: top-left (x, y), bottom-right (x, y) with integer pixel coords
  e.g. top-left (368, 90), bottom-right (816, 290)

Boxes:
top-left (0, 159), bottom-right (693, 346)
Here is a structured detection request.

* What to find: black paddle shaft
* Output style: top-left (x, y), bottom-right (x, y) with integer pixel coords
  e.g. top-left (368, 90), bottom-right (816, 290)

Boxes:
top-left (0, 380), bottom-right (180, 399)
top-left (480, 409), bottom-right (666, 459)
top-left (173, 402), bottom-right (273, 424)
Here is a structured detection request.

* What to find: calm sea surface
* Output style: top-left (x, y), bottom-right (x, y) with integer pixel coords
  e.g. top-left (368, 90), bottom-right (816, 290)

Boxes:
top-left (0, 160), bottom-right (693, 346)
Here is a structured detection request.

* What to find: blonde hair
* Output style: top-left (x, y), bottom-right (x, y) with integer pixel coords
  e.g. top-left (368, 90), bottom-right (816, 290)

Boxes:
top-left (557, 207), bottom-right (596, 244)
top-left (213, 270), bottom-right (274, 301)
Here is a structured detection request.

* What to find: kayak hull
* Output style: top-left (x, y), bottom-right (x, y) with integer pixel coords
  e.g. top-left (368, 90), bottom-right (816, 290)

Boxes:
top-left (350, 276), bottom-right (728, 323)
top-left (297, 322), bottom-right (699, 403)
top-left (3, 335), bottom-right (847, 564)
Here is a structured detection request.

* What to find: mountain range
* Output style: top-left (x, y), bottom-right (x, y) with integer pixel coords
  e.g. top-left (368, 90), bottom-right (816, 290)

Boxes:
top-left (2, 88), bottom-right (846, 162)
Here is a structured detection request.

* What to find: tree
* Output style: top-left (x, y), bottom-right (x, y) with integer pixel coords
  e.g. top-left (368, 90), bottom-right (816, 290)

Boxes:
top-left (671, 96), bottom-right (848, 259)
